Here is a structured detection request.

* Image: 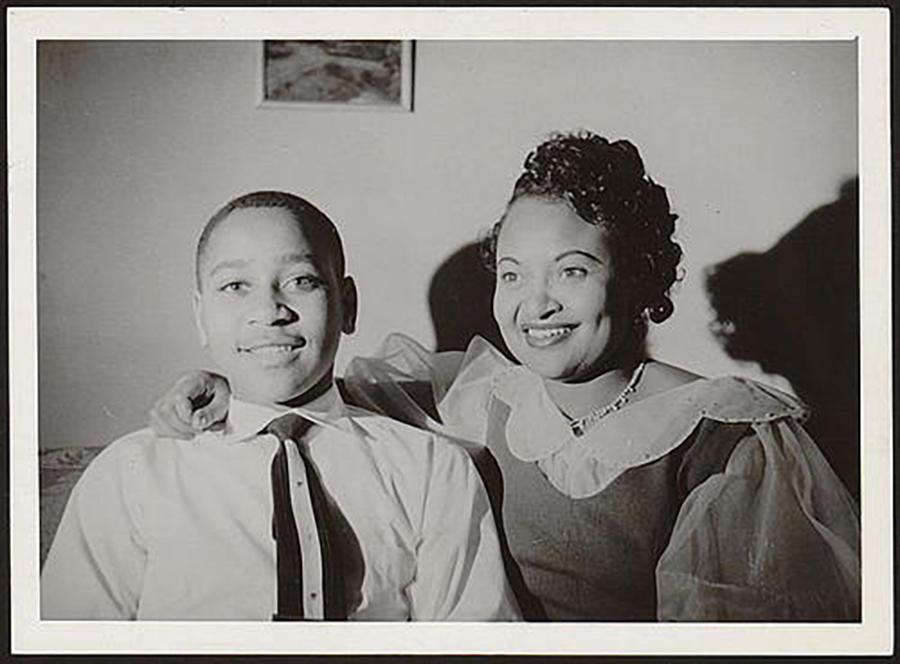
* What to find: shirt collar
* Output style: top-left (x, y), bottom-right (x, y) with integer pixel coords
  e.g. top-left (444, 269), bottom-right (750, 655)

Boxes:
top-left (221, 384), bottom-right (346, 443)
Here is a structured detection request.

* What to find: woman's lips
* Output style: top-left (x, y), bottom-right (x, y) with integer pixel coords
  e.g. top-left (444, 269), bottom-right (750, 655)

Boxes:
top-left (521, 324), bottom-right (577, 348)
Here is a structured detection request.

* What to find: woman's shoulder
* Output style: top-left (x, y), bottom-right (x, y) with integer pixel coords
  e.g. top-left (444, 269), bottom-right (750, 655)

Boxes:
top-left (634, 361), bottom-right (807, 425)
top-left (639, 360), bottom-right (704, 397)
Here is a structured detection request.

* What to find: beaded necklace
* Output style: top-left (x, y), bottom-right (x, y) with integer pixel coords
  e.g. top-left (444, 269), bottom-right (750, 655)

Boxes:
top-left (568, 361), bottom-right (646, 437)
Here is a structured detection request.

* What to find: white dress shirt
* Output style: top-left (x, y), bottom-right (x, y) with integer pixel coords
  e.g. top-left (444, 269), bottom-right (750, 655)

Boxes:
top-left (41, 386), bottom-right (520, 621)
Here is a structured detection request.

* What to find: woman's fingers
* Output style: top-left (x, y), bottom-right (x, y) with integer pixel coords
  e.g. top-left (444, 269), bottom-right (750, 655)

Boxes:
top-left (149, 372), bottom-right (210, 437)
top-left (173, 392), bottom-right (194, 426)
top-left (191, 376), bottom-right (230, 429)
top-left (149, 401), bottom-right (194, 439)
top-left (175, 370), bottom-right (212, 402)
top-left (149, 370), bottom-right (230, 437)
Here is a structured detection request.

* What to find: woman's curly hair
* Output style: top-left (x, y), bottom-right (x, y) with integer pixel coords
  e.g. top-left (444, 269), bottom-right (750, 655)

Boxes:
top-left (484, 131), bottom-right (683, 336)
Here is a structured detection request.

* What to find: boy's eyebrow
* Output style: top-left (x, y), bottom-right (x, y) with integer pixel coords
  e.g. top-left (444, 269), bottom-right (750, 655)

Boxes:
top-left (207, 253), bottom-right (322, 278)
top-left (277, 252), bottom-right (319, 267)
top-left (208, 258), bottom-right (248, 278)
top-left (496, 256), bottom-right (519, 266)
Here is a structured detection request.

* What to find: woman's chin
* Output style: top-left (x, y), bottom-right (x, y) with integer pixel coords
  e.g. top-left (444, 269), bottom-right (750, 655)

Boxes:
top-left (520, 357), bottom-right (576, 383)
top-left (526, 356), bottom-right (623, 386)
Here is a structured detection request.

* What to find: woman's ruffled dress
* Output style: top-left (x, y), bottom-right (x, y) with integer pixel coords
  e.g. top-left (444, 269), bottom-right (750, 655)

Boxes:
top-left (343, 334), bottom-right (860, 621)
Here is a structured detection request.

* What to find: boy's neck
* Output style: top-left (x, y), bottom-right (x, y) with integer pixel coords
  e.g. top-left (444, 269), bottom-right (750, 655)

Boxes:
top-left (234, 372), bottom-right (336, 411)
top-left (279, 372), bottom-right (335, 410)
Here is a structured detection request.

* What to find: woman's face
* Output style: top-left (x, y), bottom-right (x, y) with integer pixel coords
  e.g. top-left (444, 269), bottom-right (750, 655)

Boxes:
top-left (493, 196), bottom-right (627, 383)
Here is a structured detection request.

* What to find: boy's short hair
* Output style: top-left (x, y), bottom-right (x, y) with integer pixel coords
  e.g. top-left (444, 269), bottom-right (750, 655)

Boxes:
top-left (196, 191), bottom-right (346, 288)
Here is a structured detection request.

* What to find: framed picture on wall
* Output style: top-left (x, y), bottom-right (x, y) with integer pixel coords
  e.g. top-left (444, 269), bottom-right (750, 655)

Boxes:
top-left (259, 40), bottom-right (414, 111)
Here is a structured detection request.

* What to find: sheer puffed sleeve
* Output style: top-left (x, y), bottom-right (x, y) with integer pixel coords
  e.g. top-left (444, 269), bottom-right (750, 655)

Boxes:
top-left (343, 333), bottom-right (509, 444)
top-left (657, 415), bottom-right (860, 621)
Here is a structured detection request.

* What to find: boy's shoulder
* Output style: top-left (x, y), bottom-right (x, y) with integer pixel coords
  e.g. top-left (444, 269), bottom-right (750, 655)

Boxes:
top-left (343, 404), bottom-right (434, 448)
top-left (341, 405), bottom-right (479, 473)
top-left (81, 427), bottom-right (186, 478)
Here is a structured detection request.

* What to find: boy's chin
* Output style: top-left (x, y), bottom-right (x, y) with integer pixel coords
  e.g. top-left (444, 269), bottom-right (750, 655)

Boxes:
top-left (234, 373), bottom-right (333, 408)
top-left (234, 382), bottom-right (314, 408)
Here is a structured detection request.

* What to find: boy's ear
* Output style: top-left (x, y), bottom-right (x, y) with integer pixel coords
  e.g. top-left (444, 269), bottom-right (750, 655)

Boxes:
top-left (340, 276), bottom-right (358, 335)
top-left (193, 291), bottom-right (209, 347)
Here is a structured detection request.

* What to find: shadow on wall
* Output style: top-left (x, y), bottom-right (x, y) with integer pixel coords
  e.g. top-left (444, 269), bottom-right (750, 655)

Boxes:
top-left (428, 242), bottom-right (512, 359)
top-left (705, 178), bottom-right (860, 499)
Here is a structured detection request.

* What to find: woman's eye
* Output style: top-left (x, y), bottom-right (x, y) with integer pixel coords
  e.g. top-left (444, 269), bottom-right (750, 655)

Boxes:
top-left (499, 271), bottom-right (520, 284)
top-left (560, 266), bottom-right (588, 279)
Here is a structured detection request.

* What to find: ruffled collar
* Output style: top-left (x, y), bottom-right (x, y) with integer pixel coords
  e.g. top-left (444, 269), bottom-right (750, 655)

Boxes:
top-left (491, 367), bottom-right (807, 498)
top-left (342, 332), bottom-right (809, 500)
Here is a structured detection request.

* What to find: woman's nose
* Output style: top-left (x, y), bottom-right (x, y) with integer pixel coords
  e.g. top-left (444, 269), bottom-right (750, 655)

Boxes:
top-left (522, 280), bottom-right (561, 319)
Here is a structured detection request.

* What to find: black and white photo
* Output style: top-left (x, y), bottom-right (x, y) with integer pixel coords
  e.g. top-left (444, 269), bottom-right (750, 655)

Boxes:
top-left (7, 7), bottom-right (892, 657)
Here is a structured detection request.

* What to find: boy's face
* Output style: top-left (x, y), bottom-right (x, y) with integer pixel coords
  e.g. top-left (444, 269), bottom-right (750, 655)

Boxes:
top-left (194, 206), bottom-right (356, 407)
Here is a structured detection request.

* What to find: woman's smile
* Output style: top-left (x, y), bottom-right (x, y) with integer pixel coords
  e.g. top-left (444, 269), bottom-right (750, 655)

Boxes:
top-left (521, 323), bottom-right (578, 347)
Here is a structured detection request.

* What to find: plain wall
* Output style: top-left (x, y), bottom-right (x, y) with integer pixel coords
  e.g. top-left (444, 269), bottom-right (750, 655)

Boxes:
top-left (37, 40), bottom-right (857, 449)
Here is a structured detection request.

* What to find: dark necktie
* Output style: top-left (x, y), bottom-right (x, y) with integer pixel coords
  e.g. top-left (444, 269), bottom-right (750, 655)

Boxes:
top-left (264, 413), bottom-right (347, 621)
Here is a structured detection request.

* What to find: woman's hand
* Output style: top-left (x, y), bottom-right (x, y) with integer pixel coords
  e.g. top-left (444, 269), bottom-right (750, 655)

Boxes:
top-left (149, 370), bottom-right (231, 439)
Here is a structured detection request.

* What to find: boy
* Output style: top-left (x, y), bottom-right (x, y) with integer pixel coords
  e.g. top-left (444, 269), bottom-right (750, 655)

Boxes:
top-left (41, 191), bottom-right (518, 621)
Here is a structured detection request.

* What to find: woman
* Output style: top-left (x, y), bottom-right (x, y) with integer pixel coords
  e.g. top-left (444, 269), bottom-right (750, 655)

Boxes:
top-left (152, 132), bottom-right (860, 621)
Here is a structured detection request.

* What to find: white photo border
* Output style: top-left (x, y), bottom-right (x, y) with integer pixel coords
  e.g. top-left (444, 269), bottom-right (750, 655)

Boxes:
top-left (7, 6), bottom-right (892, 657)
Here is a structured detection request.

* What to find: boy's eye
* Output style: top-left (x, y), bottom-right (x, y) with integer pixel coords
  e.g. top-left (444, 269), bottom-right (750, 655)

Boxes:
top-left (499, 271), bottom-right (520, 284)
top-left (219, 280), bottom-right (249, 293)
top-left (284, 275), bottom-right (323, 292)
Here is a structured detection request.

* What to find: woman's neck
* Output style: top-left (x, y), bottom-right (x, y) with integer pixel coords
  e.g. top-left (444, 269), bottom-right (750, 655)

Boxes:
top-left (543, 336), bottom-right (646, 419)
top-left (544, 365), bottom-right (638, 420)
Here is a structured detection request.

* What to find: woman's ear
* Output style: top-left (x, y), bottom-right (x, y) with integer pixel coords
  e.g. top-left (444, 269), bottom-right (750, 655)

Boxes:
top-left (340, 276), bottom-right (358, 335)
top-left (193, 290), bottom-right (209, 347)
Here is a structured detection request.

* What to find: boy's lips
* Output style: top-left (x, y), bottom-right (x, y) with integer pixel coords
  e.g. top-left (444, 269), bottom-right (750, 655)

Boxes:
top-left (239, 339), bottom-right (306, 365)
top-left (520, 323), bottom-right (577, 347)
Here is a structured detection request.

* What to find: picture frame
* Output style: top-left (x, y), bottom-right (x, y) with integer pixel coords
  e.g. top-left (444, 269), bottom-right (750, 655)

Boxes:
top-left (258, 40), bottom-right (414, 111)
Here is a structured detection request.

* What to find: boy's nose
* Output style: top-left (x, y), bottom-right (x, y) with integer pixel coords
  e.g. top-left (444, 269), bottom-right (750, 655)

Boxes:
top-left (249, 289), bottom-right (297, 326)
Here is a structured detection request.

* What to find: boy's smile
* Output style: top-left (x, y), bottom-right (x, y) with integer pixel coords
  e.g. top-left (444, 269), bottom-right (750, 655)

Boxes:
top-left (194, 206), bottom-right (355, 407)
top-left (238, 337), bottom-right (306, 367)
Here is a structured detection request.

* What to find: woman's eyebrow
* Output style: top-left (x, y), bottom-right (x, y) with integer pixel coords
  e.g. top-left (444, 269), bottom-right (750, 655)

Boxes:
top-left (496, 256), bottom-right (520, 266)
top-left (555, 250), bottom-right (603, 264)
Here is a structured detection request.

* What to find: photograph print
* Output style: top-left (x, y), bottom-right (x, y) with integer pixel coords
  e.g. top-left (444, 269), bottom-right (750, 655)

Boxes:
top-left (7, 7), bottom-right (891, 658)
